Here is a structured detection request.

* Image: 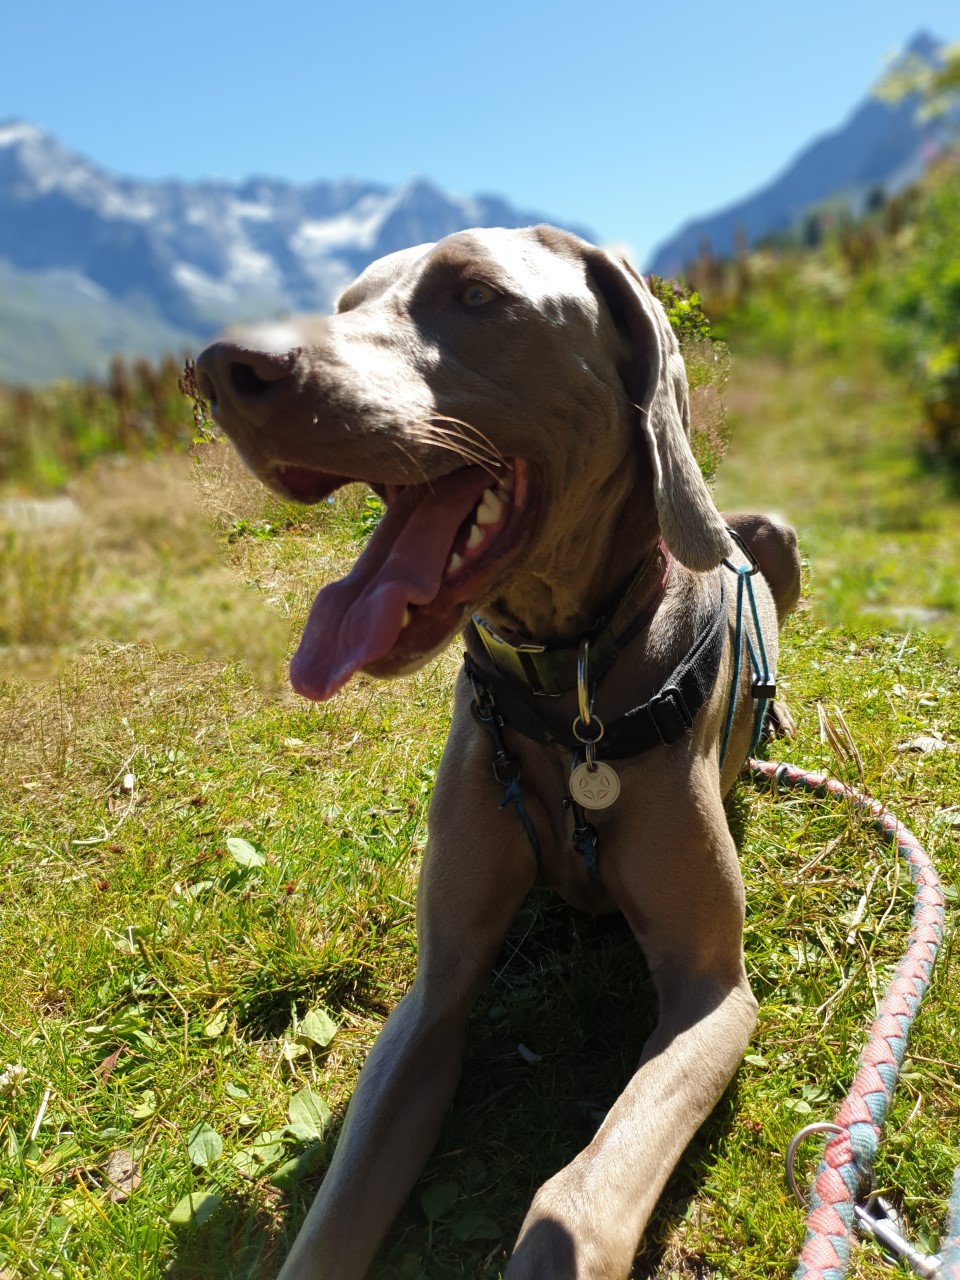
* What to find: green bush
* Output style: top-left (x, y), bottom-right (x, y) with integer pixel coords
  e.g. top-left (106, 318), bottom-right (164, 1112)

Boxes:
top-left (879, 165), bottom-right (960, 455)
top-left (0, 355), bottom-right (196, 493)
top-left (687, 154), bottom-right (960, 463)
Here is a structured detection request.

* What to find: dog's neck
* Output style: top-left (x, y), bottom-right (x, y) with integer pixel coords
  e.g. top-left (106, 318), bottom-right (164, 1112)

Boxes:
top-left (477, 446), bottom-right (663, 646)
top-left (469, 533), bottom-right (671, 698)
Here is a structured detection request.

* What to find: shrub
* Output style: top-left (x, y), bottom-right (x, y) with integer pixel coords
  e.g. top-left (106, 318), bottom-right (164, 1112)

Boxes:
top-left (647, 277), bottom-right (731, 480)
top-left (879, 163), bottom-right (960, 456)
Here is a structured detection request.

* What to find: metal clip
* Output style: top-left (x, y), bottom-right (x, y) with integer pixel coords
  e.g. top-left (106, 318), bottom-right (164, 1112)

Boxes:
top-left (785, 1124), bottom-right (941, 1279)
top-left (723, 526), bottom-right (762, 576)
top-left (573, 638), bottom-right (603, 770)
top-left (854, 1197), bottom-right (942, 1279)
top-left (467, 665), bottom-right (495, 721)
top-left (466, 664), bottom-right (519, 785)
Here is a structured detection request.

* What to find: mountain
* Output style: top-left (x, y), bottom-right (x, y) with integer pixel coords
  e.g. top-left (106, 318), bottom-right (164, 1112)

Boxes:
top-left (0, 122), bottom-right (593, 384)
top-left (647, 31), bottom-right (949, 276)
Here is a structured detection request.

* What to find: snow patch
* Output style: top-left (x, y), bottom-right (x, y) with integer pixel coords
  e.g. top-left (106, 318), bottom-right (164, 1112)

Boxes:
top-left (291, 191), bottom-right (399, 256)
top-left (229, 200), bottom-right (275, 221)
top-left (226, 243), bottom-right (281, 288)
top-left (65, 273), bottom-right (109, 302)
top-left (0, 121), bottom-right (45, 148)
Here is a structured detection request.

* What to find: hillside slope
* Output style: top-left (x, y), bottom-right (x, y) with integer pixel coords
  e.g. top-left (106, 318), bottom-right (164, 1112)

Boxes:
top-left (648, 31), bottom-right (945, 274)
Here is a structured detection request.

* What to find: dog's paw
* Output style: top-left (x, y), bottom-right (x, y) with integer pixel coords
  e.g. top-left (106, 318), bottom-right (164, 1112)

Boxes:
top-left (763, 699), bottom-right (797, 741)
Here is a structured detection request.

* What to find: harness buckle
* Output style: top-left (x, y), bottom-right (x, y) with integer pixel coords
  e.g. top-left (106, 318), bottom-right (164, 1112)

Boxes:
top-left (752, 676), bottom-right (777, 700)
top-left (648, 686), bottom-right (693, 744)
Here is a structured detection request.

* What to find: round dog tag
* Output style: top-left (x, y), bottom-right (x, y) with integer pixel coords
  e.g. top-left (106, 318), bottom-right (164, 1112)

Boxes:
top-left (569, 760), bottom-right (620, 810)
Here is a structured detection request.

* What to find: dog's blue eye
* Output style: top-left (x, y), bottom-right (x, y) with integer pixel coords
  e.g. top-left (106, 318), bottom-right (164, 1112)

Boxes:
top-left (461, 282), bottom-right (498, 307)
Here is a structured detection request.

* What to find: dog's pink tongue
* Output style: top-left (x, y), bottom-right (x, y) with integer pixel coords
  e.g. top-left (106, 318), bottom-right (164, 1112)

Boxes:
top-left (290, 468), bottom-right (488, 700)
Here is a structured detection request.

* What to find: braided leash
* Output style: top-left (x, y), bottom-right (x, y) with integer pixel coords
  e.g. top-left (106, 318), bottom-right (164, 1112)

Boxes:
top-left (746, 758), bottom-right (959, 1278)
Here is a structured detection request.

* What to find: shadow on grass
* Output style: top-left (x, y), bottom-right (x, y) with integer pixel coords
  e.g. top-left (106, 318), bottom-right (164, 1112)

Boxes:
top-left (165, 1183), bottom-right (286, 1280)
top-left (262, 892), bottom-right (744, 1279)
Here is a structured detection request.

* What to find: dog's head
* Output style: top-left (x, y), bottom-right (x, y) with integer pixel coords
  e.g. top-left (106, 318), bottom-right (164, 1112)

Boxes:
top-left (196, 226), bottom-right (731, 700)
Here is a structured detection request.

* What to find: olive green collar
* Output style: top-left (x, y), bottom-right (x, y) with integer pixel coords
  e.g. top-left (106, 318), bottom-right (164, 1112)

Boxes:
top-left (467, 543), bottom-right (671, 697)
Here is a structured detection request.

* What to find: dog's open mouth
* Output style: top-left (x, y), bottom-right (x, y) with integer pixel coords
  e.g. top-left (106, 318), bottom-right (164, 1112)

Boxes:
top-left (278, 459), bottom-right (534, 700)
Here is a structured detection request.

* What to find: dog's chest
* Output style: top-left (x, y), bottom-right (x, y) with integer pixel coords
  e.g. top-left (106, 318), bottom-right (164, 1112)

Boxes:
top-left (517, 744), bottom-right (620, 914)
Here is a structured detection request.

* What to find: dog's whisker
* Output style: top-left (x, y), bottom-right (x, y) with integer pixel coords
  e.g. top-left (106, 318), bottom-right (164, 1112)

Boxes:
top-left (427, 415), bottom-right (507, 468)
top-left (407, 420), bottom-right (504, 474)
top-left (414, 436), bottom-right (497, 472)
top-left (409, 413), bottom-right (505, 461)
top-left (405, 432), bottom-right (496, 473)
top-left (407, 417), bottom-right (494, 457)
top-left (386, 436), bottom-right (433, 484)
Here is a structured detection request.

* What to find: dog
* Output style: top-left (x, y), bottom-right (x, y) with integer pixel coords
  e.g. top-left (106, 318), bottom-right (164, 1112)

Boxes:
top-left (196, 225), bottom-right (801, 1280)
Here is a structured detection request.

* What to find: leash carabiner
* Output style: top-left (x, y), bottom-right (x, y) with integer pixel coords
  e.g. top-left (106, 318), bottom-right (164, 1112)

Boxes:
top-left (722, 527), bottom-right (762, 577)
top-left (855, 1198), bottom-right (943, 1278)
top-left (785, 1124), bottom-right (942, 1277)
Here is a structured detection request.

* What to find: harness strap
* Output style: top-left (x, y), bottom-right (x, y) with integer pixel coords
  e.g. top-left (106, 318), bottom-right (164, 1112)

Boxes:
top-left (467, 669), bottom-right (541, 869)
top-left (465, 571), bottom-right (728, 762)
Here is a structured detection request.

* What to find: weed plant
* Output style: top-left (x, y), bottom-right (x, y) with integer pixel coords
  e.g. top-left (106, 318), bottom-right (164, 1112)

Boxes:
top-left (0, 356), bottom-right (194, 495)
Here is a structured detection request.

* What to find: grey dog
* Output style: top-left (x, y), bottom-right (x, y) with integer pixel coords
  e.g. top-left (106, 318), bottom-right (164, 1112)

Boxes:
top-left (197, 225), bottom-right (801, 1279)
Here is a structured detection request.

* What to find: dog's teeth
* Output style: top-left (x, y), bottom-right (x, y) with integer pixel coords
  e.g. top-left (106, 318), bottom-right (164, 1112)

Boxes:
top-left (447, 552), bottom-right (464, 573)
top-left (476, 488), bottom-right (503, 526)
top-left (499, 469), bottom-right (515, 492)
top-left (466, 523), bottom-right (485, 551)
top-left (401, 607), bottom-right (412, 628)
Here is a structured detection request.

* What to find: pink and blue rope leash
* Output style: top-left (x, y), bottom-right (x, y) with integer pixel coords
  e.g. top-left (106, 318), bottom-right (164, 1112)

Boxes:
top-left (747, 758), bottom-right (959, 1280)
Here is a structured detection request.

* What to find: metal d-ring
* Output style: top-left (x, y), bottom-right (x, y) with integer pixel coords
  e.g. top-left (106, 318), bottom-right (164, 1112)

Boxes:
top-left (572, 713), bottom-right (604, 773)
top-left (571, 714), bottom-right (605, 745)
top-left (785, 1123), bottom-right (866, 1207)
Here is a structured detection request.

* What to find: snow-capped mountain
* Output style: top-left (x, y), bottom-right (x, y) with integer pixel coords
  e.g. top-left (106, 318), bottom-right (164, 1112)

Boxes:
top-left (1, 28), bottom-right (951, 385)
top-left (0, 122), bottom-right (593, 383)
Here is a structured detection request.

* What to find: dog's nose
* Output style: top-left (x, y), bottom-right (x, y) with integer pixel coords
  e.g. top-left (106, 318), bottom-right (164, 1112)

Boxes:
top-left (195, 341), bottom-right (294, 426)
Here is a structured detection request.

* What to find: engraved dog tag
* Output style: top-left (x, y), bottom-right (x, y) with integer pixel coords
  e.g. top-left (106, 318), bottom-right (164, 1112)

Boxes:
top-left (569, 760), bottom-right (620, 810)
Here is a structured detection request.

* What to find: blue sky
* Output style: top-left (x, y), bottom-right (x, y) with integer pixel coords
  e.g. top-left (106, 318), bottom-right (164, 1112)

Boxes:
top-left (2, 1), bottom-right (955, 265)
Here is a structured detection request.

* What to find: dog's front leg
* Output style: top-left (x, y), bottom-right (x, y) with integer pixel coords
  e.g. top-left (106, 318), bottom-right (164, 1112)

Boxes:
top-left (506, 766), bottom-right (757, 1280)
top-left (278, 685), bottom-right (538, 1280)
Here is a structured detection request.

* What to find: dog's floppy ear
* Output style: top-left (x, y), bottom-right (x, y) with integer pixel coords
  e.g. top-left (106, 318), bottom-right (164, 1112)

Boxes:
top-left (584, 246), bottom-right (733, 571)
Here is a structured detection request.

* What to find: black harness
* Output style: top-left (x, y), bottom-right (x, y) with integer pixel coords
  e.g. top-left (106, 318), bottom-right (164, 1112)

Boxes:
top-left (466, 572), bottom-right (727, 760)
top-left (464, 570), bottom-right (732, 874)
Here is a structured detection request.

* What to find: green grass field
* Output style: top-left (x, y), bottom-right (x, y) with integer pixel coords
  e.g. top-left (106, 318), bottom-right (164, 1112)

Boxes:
top-left (0, 343), bottom-right (958, 1278)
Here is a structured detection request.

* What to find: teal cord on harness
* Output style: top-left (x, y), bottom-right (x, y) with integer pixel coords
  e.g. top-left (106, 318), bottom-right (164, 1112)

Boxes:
top-left (499, 776), bottom-right (541, 865)
top-left (719, 537), bottom-right (776, 770)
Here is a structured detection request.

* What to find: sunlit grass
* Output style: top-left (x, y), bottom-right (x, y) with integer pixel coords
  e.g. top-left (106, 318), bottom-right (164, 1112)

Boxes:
top-left (0, 351), bottom-right (957, 1277)
top-left (716, 353), bottom-right (960, 649)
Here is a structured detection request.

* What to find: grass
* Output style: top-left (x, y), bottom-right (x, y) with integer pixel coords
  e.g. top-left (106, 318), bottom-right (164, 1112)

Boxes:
top-left (715, 348), bottom-right (960, 647)
top-left (0, 351), bottom-right (958, 1278)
